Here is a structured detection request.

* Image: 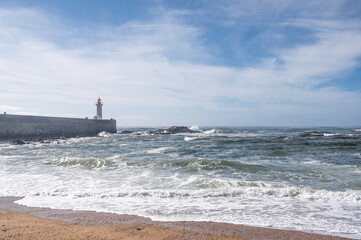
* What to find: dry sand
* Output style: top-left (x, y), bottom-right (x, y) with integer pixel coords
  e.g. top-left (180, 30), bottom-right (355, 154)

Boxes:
top-left (0, 197), bottom-right (351, 240)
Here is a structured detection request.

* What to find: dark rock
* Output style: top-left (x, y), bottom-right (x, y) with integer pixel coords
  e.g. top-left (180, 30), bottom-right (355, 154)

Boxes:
top-left (9, 137), bottom-right (68, 145)
top-left (150, 126), bottom-right (200, 135)
top-left (119, 130), bottom-right (134, 134)
top-left (148, 129), bottom-right (170, 135)
top-left (167, 126), bottom-right (200, 134)
top-left (118, 126), bottom-right (200, 135)
top-left (9, 139), bottom-right (27, 145)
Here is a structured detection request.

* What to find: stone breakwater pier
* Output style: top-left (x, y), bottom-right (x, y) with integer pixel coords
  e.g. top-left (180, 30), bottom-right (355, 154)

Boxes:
top-left (0, 98), bottom-right (116, 140)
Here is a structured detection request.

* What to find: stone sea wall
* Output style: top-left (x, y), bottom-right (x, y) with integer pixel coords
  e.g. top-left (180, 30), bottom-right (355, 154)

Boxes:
top-left (0, 114), bottom-right (117, 140)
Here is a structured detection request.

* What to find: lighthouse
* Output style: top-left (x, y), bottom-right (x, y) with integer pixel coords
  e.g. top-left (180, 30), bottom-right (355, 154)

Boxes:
top-left (94, 97), bottom-right (103, 120)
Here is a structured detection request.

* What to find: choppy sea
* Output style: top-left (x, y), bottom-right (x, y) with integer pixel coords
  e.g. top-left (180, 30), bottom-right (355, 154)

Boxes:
top-left (0, 127), bottom-right (360, 238)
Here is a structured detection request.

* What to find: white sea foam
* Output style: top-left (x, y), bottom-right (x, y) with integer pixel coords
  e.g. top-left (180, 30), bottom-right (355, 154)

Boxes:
top-left (204, 129), bottom-right (220, 134)
top-left (190, 125), bottom-right (200, 131)
top-left (97, 131), bottom-right (113, 137)
top-left (2, 159), bottom-right (360, 239)
top-left (66, 136), bottom-right (94, 144)
top-left (323, 133), bottom-right (339, 137)
top-left (0, 144), bottom-right (19, 149)
top-left (48, 156), bottom-right (119, 169)
top-left (10, 178), bottom-right (360, 203)
top-left (301, 159), bottom-right (323, 165)
top-left (146, 147), bottom-right (174, 154)
top-left (184, 136), bottom-right (199, 141)
top-left (235, 133), bottom-right (261, 137)
top-left (200, 129), bottom-right (260, 138)
top-left (106, 154), bottom-right (121, 160)
top-left (11, 181), bottom-right (361, 239)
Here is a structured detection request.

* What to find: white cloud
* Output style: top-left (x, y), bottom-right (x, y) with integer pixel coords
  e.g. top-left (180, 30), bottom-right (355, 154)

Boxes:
top-left (0, 6), bottom-right (360, 126)
top-left (0, 105), bottom-right (21, 112)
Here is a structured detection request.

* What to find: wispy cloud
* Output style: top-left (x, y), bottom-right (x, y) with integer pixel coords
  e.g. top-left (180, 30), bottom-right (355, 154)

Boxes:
top-left (217, 0), bottom-right (356, 20)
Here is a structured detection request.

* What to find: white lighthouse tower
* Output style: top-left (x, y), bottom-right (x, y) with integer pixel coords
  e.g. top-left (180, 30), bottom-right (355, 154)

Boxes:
top-left (94, 97), bottom-right (103, 120)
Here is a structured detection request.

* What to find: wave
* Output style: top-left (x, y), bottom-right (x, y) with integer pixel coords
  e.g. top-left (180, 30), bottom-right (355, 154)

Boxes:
top-left (187, 129), bottom-right (263, 139)
top-left (184, 136), bottom-right (206, 141)
top-left (301, 131), bottom-right (329, 137)
top-left (66, 136), bottom-right (96, 144)
top-left (299, 131), bottom-right (352, 137)
top-left (323, 133), bottom-right (339, 137)
top-left (204, 129), bottom-right (221, 134)
top-left (184, 136), bottom-right (197, 141)
top-left (146, 147), bottom-right (174, 154)
top-left (14, 184), bottom-right (361, 239)
top-left (48, 156), bottom-right (119, 169)
top-left (97, 131), bottom-right (114, 137)
top-left (17, 179), bottom-right (360, 203)
top-left (190, 125), bottom-right (200, 131)
top-left (164, 159), bottom-right (265, 172)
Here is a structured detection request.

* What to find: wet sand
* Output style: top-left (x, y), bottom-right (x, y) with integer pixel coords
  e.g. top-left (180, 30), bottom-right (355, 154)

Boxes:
top-left (0, 197), bottom-right (351, 240)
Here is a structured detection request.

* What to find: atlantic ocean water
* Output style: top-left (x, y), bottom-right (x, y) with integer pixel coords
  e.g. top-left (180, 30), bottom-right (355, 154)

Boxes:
top-left (0, 127), bottom-right (360, 238)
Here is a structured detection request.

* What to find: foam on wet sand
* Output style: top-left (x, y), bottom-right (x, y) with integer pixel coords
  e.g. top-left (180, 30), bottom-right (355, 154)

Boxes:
top-left (0, 197), bottom-right (351, 240)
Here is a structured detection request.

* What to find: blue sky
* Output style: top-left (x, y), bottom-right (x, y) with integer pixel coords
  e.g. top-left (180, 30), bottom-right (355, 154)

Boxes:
top-left (0, 0), bottom-right (360, 126)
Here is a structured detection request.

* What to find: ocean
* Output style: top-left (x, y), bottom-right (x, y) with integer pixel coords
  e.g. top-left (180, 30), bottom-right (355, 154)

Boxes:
top-left (0, 127), bottom-right (360, 238)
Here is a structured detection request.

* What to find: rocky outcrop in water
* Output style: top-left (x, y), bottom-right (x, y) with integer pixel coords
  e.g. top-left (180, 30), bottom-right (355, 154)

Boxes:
top-left (119, 130), bottom-right (134, 134)
top-left (119, 126), bottom-right (200, 135)
top-left (9, 139), bottom-right (28, 145)
top-left (149, 126), bottom-right (200, 135)
top-left (9, 137), bottom-right (66, 145)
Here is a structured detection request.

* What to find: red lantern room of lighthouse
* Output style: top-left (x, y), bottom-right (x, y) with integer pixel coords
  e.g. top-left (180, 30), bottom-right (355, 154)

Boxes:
top-left (94, 98), bottom-right (103, 120)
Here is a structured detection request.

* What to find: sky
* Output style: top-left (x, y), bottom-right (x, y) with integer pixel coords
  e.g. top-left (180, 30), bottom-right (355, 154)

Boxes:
top-left (0, 0), bottom-right (360, 126)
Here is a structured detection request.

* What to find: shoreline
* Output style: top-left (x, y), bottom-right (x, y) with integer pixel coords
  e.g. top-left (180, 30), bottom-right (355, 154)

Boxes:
top-left (0, 196), bottom-right (353, 240)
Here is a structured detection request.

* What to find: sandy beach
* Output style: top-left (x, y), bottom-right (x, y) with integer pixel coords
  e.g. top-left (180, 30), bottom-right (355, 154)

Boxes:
top-left (0, 197), bottom-right (352, 240)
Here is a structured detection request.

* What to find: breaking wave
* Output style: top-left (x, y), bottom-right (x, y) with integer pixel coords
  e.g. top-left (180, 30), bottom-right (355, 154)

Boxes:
top-left (48, 156), bottom-right (119, 169)
top-left (146, 147), bottom-right (174, 154)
